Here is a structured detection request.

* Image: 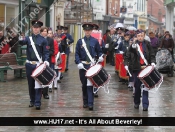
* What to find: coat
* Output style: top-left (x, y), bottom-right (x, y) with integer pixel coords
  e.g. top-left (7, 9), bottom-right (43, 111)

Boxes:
top-left (51, 40), bottom-right (59, 64)
top-left (124, 40), bottom-right (156, 72)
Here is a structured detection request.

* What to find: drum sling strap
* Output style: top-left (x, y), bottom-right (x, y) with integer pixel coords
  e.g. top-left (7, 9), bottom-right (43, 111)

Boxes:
top-left (82, 39), bottom-right (94, 63)
top-left (29, 36), bottom-right (43, 63)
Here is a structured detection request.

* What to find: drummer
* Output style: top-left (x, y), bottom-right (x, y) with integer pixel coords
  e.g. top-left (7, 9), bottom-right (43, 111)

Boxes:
top-left (75, 23), bottom-right (103, 111)
top-left (19, 20), bottom-right (49, 110)
top-left (124, 29), bottom-right (155, 111)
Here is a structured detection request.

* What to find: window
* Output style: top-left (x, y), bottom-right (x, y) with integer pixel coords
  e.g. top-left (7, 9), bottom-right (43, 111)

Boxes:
top-left (0, 4), bottom-right (5, 30)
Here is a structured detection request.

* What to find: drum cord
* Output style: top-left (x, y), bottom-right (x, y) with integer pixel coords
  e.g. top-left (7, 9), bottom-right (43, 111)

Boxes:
top-left (93, 74), bottom-right (111, 94)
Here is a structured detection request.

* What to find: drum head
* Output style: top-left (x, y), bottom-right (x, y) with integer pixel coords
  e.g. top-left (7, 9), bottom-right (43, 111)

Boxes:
top-left (31, 64), bottom-right (45, 77)
top-left (138, 66), bottom-right (153, 78)
top-left (86, 64), bottom-right (102, 77)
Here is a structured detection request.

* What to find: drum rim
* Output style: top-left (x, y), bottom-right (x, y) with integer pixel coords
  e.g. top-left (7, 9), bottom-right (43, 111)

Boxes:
top-left (89, 74), bottom-right (111, 88)
top-left (31, 63), bottom-right (46, 78)
top-left (141, 76), bottom-right (163, 89)
top-left (85, 64), bottom-right (102, 77)
top-left (138, 65), bottom-right (154, 79)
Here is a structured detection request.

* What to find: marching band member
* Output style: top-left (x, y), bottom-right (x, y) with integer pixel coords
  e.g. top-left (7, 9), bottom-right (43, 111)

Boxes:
top-left (75, 23), bottom-right (103, 111)
top-left (48, 30), bottom-right (61, 91)
top-left (63, 26), bottom-right (74, 72)
top-left (54, 26), bottom-right (65, 82)
top-left (40, 27), bottom-right (54, 99)
top-left (19, 20), bottom-right (49, 110)
top-left (124, 30), bottom-right (156, 111)
top-left (106, 27), bottom-right (115, 65)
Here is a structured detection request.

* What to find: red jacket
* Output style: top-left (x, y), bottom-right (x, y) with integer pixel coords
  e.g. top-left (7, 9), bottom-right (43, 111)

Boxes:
top-left (1, 44), bottom-right (10, 54)
top-left (51, 40), bottom-right (59, 63)
top-left (103, 34), bottom-right (107, 44)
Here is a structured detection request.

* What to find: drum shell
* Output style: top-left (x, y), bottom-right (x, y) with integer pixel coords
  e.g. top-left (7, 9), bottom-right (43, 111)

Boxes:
top-left (31, 64), bottom-right (56, 85)
top-left (138, 66), bottom-right (162, 89)
top-left (86, 65), bottom-right (110, 88)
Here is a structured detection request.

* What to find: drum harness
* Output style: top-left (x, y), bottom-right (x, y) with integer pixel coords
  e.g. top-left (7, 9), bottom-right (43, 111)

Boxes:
top-left (82, 39), bottom-right (110, 94)
top-left (134, 43), bottom-right (163, 92)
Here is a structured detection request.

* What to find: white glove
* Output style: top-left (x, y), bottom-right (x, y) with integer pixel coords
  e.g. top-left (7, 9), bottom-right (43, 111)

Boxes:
top-left (151, 63), bottom-right (156, 67)
top-left (44, 61), bottom-right (50, 66)
top-left (132, 44), bottom-right (137, 49)
top-left (77, 63), bottom-right (84, 69)
top-left (124, 65), bottom-right (128, 70)
top-left (19, 36), bottom-right (23, 41)
top-left (105, 44), bottom-right (109, 48)
top-left (119, 51), bottom-right (124, 54)
top-left (98, 56), bottom-right (104, 62)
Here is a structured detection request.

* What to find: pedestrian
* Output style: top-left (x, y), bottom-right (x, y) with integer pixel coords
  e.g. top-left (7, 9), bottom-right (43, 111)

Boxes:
top-left (124, 30), bottom-right (156, 111)
top-left (40, 27), bottom-right (54, 99)
top-left (75, 23), bottom-right (103, 111)
top-left (149, 32), bottom-right (159, 55)
top-left (19, 20), bottom-right (49, 110)
top-left (47, 30), bottom-right (62, 91)
top-left (62, 26), bottom-right (74, 72)
top-left (0, 30), bottom-right (5, 54)
top-left (159, 32), bottom-right (174, 59)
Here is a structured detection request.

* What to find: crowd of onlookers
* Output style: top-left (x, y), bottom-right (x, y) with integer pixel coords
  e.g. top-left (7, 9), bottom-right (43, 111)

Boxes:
top-left (0, 28), bottom-right (19, 55)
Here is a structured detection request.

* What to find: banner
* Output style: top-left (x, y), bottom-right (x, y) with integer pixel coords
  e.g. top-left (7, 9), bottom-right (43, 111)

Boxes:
top-left (0, 117), bottom-right (175, 126)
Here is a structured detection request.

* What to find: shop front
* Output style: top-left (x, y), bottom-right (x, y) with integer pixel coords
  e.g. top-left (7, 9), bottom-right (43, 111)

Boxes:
top-left (138, 17), bottom-right (147, 30)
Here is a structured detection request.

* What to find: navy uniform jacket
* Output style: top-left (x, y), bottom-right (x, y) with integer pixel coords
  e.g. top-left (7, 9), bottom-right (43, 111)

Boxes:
top-left (75, 36), bottom-right (103, 64)
top-left (64, 33), bottom-right (74, 54)
top-left (19, 34), bottom-right (49, 62)
top-left (114, 36), bottom-right (124, 53)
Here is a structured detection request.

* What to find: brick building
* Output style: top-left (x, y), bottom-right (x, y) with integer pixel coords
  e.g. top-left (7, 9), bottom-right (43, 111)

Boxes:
top-left (147, 0), bottom-right (165, 34)
top-left (106, 0), bottom-right (120, 25)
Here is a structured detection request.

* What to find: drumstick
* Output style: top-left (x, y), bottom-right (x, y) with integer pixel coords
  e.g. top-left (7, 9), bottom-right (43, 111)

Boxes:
top-left (126, 69), bottom-right (132, 77)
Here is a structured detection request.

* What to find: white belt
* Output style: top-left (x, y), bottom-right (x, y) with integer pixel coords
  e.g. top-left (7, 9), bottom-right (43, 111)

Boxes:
top-left (26, 60), bottom-right (40, 65)
top-left (81, 61), bottom-right (91, 64)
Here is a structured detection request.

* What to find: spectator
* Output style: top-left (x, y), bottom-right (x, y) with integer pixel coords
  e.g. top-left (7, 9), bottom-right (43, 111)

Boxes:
top-left (149, 32), bottom-right (159, 55)
top-left (143, 30), bottom-right (151, 42)
top-left (0, 30), bottom-right (5, 54)
top-left (103, 29), bottom-right (110, 44)
top-left (160, 32), bottom-right (174, 59)
top-left (8, 32), bottom-right (19, 54)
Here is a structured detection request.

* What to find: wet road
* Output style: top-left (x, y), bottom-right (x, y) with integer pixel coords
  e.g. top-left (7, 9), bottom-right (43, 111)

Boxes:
top-left (0, 53), bottom-right (175, 131)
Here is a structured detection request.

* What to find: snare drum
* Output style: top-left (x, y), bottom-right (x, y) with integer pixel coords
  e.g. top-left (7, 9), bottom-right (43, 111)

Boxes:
top-left (85, 64), bottom-right (110, 88)
top-left (138, 66), bottom-right (163, 89)
top-left (31, 63), bottom-right (56, 85)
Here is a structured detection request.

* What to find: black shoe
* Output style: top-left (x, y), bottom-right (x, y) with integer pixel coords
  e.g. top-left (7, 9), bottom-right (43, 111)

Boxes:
top-left (94, 93), bottom-right (98, 98)
top-left (129, 86), bottom-right (133, 91)
top-left (49, 88), bottom-right (52, 92)
top-left (65, 69), bottom-right (68, 72)
top-left (57, 80), bottom-right (61, 83)
top-left (134, 104), bottom-right (139, 109)
top-left (89, 106), bottom-right (93, 111)
top-left (143, 108), bottom-right (148, 111)
top-left (60, 75), bottom-right (63, 80)
top-left (36, 106), bottom-right (40, 110)
top-left (29, 103), bottom-right (34, 107)
top-left (43, 95), bottom-right (49, 99)
top-left (54, 87), bottom-right (57, 90)
top-left (132, 93), bottom-right (135, 97)
top-left (83, 104), bottom-right (88, 108)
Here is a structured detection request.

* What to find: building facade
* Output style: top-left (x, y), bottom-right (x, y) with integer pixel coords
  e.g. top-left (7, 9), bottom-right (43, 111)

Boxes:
top-left (147, 0), bottom-right (165, 34)
top-left (0, 0), bottom-right (19, 32)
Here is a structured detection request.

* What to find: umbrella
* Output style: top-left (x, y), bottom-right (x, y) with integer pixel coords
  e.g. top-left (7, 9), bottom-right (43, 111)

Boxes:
top-left (114, 23), bottom-right (124, 29)
top-left (127, 26), bottom-right (137, 31)
top-left (109, 22), bottom-right (124, 29)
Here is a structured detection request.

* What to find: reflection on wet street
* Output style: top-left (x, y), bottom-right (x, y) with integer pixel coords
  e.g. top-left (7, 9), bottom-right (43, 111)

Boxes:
top-left (0, 54), bottom-right (175, 131)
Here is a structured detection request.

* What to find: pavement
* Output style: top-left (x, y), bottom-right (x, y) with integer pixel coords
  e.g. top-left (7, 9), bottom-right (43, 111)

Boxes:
top-left (0, 53), bottom-right (175, 131)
